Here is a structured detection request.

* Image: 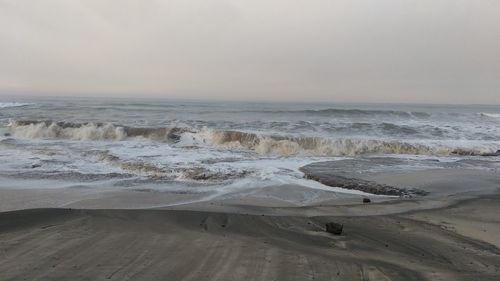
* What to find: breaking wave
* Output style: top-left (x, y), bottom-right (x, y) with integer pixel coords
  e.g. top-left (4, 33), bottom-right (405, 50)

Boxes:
top-left (6, 120), bottom-right (498, 157)
top-left (202, 130), bottom-right (493, 156)
top-left (478, 112), bottom-right (500, 119)
top-left (8, 120), bottom-right (190, 142)
top-left (9, 120), bottom-right (128, 141)
top-left (0, 102), bottom-right (34, 109)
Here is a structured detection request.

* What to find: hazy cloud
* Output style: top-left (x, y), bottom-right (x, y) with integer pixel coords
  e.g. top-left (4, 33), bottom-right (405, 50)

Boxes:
top-left (0, 0), bottom-right (499, 103)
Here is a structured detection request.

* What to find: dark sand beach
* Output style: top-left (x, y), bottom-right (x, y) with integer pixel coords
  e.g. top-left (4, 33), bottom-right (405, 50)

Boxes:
top-left (1, 168), bottom-right (499, 281)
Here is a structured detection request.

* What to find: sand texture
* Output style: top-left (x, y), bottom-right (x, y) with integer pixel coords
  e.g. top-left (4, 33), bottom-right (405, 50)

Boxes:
top-left (1, 195), bottom-right (499, 281)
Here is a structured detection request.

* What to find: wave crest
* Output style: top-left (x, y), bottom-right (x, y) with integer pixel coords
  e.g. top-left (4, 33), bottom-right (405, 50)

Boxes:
top-left (197, 129), bottom-right (491, 156)
top-left (8, 120), bottom-right (193, 142)
top-left (0, 102), bottom-right (34, 109)
top-left (9, 120), bottom-right (127, 141)
top-left (7, 120), bottom-right (497, 157)
top-left (478, 112), bottom-right (500, 119)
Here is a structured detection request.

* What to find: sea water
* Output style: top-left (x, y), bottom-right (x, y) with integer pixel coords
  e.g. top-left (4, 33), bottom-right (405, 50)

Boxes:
top-left (0, 97), bottom-right (498, 197)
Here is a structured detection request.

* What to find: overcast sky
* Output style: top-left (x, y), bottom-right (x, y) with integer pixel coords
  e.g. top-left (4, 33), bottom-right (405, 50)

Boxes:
top-left (0, 0), bottom-right (499, 104)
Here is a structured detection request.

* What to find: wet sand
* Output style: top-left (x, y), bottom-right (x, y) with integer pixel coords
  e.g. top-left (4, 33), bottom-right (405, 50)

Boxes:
top-left (0, 168), bottom-right (499, 281)
top-left (0, 196), bottom-right (499, 280)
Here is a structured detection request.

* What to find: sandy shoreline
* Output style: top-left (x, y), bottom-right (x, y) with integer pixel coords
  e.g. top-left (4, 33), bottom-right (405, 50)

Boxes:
top-left (0, 196), bottom-right (499, 280)
top-left (0, 168), bottom-right (499, 281)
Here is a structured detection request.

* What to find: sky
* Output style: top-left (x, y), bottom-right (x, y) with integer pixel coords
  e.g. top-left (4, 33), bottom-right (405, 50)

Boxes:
top-left (0, 0), bottom-right (499, 104)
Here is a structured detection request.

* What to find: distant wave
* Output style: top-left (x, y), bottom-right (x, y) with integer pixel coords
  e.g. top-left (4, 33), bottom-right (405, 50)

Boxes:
top-left (0, 102), bottom-right (34, 109)
top-left (229, 108), bottom-right (432, 118)
top-left (6, 120), bottom-right (498, 157)
top-left (478, 112), bottom-right (500, 119)
top-left (299, 108), bottom-right (431, 118)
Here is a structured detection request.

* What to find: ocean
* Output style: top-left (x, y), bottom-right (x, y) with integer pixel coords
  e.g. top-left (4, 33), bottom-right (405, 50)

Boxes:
top-left (0, 97), bottom-right (499, 197)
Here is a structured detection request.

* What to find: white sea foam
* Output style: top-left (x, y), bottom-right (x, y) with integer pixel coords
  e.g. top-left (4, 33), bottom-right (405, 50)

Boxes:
top-left (190, 127), bottom-right (498, 157)
top-left (7, 120), bottom-right (499, 157)
top-left (2, 100), bottom-right (499, 210)
top-left (0, 102), bottom-right (34, 109)
top-left (9, 121), bottom-right (127, 141)
top-left (478, 112), bottom-right (500, 119)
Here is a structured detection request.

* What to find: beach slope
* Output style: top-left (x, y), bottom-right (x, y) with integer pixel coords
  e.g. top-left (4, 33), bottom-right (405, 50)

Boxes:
top-left (1, 195), bottom-right (499, 281)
